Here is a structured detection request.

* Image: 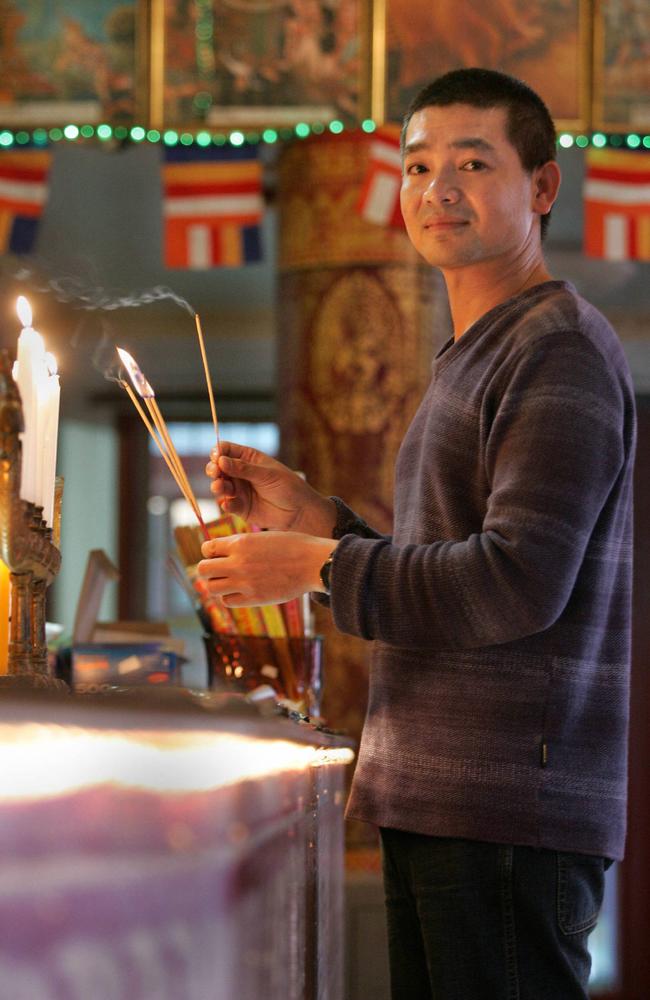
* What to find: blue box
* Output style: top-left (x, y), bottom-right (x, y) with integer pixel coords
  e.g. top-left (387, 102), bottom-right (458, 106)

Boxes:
top-left (58, 644), bottom-right (183, 693)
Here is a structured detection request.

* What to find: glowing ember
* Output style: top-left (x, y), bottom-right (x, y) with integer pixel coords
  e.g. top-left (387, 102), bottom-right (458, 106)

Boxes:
top-left (16, 295), bottom-right (32, 329)
top-left (116, 347), bottom-right (155, 398)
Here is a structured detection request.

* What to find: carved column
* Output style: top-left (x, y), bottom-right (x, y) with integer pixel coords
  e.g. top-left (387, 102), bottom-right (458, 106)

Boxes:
top-left (276, 134), bottom-right (451, 816)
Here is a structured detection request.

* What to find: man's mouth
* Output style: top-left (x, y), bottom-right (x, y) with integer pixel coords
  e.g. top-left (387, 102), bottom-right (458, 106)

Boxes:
top-left (423, 217), bottom-right (469, 229)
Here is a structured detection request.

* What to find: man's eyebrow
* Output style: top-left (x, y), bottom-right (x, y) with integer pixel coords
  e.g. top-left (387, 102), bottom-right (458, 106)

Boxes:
top-left (403, 137), bottom-right (496, 156)
top-left (449, 137), bottom-right (496, 152)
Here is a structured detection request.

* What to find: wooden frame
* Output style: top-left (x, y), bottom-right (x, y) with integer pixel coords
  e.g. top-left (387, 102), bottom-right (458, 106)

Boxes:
top-left (372, 0), bottom-right (591, 131)
top-left (592, 0), bottom-right (650, 131)
top-left (148, 0), bottom-right (371, 131)
top-left (0, 0), bottom-right (148, 128)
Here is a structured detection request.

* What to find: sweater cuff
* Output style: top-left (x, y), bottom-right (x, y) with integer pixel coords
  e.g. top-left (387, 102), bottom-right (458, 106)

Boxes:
top-left (330, 497), bottom-right (383, 540)
top-left (329, 533), bottom-right (388, 639)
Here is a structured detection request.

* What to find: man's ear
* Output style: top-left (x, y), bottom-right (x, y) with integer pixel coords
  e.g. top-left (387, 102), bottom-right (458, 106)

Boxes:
top-left (532, 160), bottom-right (561, 217)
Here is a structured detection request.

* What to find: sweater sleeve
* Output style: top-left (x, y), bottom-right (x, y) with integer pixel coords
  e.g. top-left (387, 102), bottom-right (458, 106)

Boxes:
top-left (328, 332), bottom-right (627, 649)
top-left (330, 496), bottom-right (390, 542)
top-left (310, 496), bottom-right (391, 610)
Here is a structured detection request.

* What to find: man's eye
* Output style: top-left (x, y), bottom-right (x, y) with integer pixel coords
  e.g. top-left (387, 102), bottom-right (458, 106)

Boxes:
top-left (406, 163), bottom-right (427, 175)
top-left (462, 160), bottom-right (486, 171)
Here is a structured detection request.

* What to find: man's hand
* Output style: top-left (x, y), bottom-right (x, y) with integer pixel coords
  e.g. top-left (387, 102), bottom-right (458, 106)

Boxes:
top-left (206, 441), bottom-right (336, 537)
top-left (198, 531), bottom-right (338, 607)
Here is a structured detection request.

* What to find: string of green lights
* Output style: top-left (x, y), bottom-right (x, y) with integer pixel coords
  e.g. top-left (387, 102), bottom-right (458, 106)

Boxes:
top-left (1, 121), bottom-right (649, 150)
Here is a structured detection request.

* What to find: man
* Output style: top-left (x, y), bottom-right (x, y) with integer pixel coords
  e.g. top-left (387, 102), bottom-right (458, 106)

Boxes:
top-left (199, 69), bottom-right (636, 999)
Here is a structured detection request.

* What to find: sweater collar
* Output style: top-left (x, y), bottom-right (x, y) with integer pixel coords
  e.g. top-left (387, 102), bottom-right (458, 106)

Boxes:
top-left (432, 280), bottom-right (574, 372)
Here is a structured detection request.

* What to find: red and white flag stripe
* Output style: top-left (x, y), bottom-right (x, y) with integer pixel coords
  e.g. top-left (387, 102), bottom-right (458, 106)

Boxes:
top-left (164, 192), bottom-right (263, 219)
top-left (584, 149), bottom-right (650, 261)
top-left (357, 130), bottom-right (405, 229)
top-left (0, 151), bottom-right (51, 217)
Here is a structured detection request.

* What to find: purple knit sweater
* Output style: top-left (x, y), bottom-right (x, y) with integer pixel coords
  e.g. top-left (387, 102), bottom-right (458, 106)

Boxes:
top-left (328, 280), bottom-right (636, 860)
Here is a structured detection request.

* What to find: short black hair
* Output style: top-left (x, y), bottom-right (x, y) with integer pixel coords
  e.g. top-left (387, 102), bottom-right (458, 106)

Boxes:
top-left (401, 68), bottom-right (557, 240)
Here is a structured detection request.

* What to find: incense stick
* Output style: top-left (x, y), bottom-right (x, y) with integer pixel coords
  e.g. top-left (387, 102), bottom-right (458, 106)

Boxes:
top-left (145, 397), bottom-right (198, 512)
top-left (119, 379), bottom-right (192, 508)
top-left (193, 313), bottom-right (224, 515)
top-left (116, 346), bottom-right (211, 539)
top-left (194, 313), bottom-right (219, 442)
top-left (194, 313), bottom-right (219, 444)
top-left (119, 379), bottom-right (208, 537)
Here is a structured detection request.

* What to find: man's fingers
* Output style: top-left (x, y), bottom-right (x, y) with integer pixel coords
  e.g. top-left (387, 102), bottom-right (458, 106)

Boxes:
top-left (221, 593), bottom-right (247, 606)
top-left (217, 455), bottom-right (266, 481)
top-left (210, 441), bottom-right (249, 462)
top-left (210, 477), bottom-right (236, 498)
top-left (199, 539), bottom-right (229, 559)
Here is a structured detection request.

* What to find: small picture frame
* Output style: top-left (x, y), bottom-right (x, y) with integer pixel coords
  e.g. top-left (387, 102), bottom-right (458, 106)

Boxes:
top-left (150, 0), bottom-right (371, 130)
top-left (592, 0), bottom-right (650, 131)
top-left (0, 0), bottom-right (147, 127)
top-left (373, 0), bottom-right (591, 132)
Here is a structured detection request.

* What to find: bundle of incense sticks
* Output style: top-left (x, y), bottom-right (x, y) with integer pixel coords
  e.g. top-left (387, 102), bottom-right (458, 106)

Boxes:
top-left (117, 346), bottom-right (210, 540)
top-left (172, 513), bottom-right (305, 640)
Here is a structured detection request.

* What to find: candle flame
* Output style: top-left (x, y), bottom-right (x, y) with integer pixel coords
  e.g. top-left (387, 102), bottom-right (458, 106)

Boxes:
top-left (116, 347), bottom-right (155, 398)
top-left (45, 352), bottom-right (58, 377)
top-left (16, 295), bottom-right (32, 328)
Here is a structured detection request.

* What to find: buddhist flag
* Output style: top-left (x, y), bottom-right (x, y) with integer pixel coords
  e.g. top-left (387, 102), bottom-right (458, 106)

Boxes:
top-left (163, 145), bottom-right (264, 269)
top-left (584, 148), bottom-right (650, 261)
top-left (357, 128), bottom-right (405, 229)
top-left (0, 149), bottom-right (51, 254)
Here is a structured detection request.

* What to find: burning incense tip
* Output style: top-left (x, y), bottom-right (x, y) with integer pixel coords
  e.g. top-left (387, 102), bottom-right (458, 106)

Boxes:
top-left (116, 347), bottom-right (155, 398)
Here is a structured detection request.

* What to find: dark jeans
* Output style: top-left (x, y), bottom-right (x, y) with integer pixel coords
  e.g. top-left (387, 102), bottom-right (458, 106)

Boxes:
top-left (379, 828), bottom-right (609, 1000)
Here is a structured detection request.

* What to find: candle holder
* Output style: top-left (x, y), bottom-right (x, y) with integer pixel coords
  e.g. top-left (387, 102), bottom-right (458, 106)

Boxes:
top-left (0, 349), bottom-right (67, 691)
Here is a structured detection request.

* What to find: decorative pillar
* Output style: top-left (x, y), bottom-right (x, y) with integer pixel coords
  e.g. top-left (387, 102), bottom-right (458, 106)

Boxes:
top-left (276, 134), bottom-right (451, 830)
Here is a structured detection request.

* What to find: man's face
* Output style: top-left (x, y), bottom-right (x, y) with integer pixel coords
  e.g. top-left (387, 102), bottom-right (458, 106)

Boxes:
top-left (400, 104), bottom-right (543, 271)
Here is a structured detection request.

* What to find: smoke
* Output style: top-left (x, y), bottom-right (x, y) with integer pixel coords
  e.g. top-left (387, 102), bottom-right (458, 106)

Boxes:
top-left (3, 257), bottom-right (196, 383)
top-left (11, 264), bottom-right (195, 316)
top-left (66, 311), bottom-right (123, 383)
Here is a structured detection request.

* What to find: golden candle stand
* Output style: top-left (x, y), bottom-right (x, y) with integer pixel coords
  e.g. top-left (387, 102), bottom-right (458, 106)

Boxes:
top-left (0, 348), bottom-right (67, 691)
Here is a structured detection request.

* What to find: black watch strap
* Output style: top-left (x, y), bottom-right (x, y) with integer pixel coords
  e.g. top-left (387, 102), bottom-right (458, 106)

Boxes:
top-left (319, 553), bottom-right (335, 594)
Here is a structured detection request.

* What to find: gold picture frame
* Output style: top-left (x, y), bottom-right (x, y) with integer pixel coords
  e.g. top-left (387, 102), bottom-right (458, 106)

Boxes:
top-left (148, 0), bottom-right (372, 132)
top-left (372, 0), bottom-right (592, 133)
top-left (0, 0), bottom-right (149, 128)
top-left (592, 0), bottom-right (650, 132)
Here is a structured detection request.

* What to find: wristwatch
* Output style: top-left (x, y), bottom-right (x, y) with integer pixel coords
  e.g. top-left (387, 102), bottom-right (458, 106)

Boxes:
top-left (319, 553), bottom-right (335, 594)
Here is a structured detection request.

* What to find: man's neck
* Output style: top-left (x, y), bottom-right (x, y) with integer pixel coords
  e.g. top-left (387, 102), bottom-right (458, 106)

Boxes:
top-left (443, 256), bottom-right (554, 341)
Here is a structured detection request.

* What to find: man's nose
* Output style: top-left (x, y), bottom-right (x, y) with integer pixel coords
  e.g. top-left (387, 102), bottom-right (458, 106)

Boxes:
top-left (424, 171), bottom-right (460, 204)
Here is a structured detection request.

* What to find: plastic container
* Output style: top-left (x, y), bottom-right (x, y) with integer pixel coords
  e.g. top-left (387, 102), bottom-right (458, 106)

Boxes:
top-left (203, 633), bottom-right (323, 718)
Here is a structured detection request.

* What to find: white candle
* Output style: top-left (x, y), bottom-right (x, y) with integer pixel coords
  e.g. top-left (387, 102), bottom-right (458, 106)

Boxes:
top-left (15, 297), bottom-right (46, 505)
top-left (41, 354), bottom-right (60, 527)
